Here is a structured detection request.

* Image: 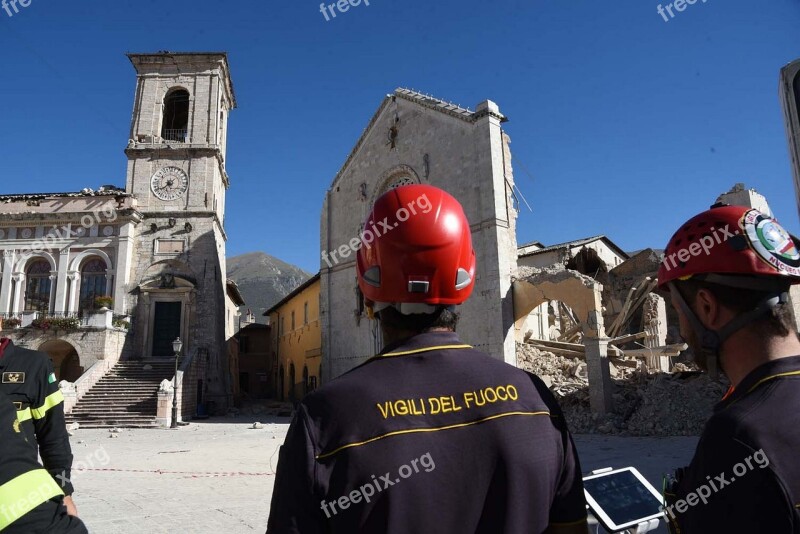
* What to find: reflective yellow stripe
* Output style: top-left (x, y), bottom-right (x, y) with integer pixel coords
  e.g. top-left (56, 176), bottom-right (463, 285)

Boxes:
top-left (726, 370), bottom-right (800, 410)
top-left (379, 344), bottom-right (473, 358)
top-left (16, 407), bottom-right (32, 423)
top-left (746, 371), bottom-right (800, 394)
top-left (316, 410), bottom-right (550, 460)
top-left (0, 470), bottom-right (63, 530)
top-left (31, 390), bottom-right (64, 420)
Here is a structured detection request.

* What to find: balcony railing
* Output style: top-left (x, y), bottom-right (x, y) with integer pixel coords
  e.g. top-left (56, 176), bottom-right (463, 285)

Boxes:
top-left (50, 312), bottom-right (90, 326)
top-left (1, 311), bottom-right (93, 329)
top-left (161, 129), bottom-right (188, 143)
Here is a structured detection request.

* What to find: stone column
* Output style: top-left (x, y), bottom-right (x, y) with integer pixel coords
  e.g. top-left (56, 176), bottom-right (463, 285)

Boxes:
top-left (48, 273), bottom-right (57, 315)
top-left (104, 273), bottom-right (114, 301)
top-left (585, 337), bottom-right (613, 414)
top-left (54, 249), bottom-right (70, 315)
top-left (0, 251), bottom-right (15, 314)
top-left (66, 273), bottom-right (81, 314)
top-left (584, 302), bottom-right (614, 414)
top-left (11, 273), bottom-right (25, 313)
top-left (113, 222), bottom-right (135, 315)
top-left (643, 294), bottom-right (670, 372)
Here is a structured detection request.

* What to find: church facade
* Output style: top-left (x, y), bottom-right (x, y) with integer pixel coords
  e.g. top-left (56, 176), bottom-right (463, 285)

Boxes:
top-left (0, 52), bottom-right (239, 416)
top-left (320, 89), bottom-right (519, 380)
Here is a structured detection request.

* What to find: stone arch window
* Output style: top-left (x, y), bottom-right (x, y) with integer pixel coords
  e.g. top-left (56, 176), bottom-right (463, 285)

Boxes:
top-left (161, 88), bottom-right (190, 142)
top-left (378, 175), bottom-right (417, 197)
top-left (24, 260), bottom-right (52, 313)
top-left (79, 258), bottom-right (108, 316)
top-left (372, 165), bottom-right (422, 205)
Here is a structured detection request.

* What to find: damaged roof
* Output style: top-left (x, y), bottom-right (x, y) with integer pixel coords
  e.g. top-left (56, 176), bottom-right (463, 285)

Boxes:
top-left (394, 88), bottom-right (507, 123)
top-left (518, 235), bottom-right (630, 260)
top-left (226, 279), bottom-right (246, 307)
top-left (0, 186), bottom-right (128, 202)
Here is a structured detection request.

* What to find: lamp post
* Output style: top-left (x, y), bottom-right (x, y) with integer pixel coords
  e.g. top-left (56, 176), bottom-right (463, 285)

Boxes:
top-left (170, 337), bottom-right (183, 429)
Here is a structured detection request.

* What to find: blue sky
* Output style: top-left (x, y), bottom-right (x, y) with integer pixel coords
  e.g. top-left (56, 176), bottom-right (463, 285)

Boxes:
top-left (0, 0), bottom-right (798, 273)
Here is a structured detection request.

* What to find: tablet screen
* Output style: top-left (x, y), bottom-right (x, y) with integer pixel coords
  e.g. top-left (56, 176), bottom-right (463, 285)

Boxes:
top-left (583, 470), bottom-right (663, 527)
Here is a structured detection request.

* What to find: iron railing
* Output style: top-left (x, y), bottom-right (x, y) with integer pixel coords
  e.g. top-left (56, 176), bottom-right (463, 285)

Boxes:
top-left (161, 129), bottom-right (188, 143)
top-left (0, 312), bottom-right (92, 327)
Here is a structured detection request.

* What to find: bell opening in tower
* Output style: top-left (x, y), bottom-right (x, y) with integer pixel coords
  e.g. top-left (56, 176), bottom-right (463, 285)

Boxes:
top-left (161, 89), bottom-right (190, 143)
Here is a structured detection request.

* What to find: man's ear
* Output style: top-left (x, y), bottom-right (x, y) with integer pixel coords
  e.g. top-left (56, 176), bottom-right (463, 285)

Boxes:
top-left (694, 288), bottom-right (722, 329)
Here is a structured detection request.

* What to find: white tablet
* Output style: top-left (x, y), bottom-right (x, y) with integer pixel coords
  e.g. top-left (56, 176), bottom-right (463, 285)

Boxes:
top-left (583, 467), bottom-right (664, 533)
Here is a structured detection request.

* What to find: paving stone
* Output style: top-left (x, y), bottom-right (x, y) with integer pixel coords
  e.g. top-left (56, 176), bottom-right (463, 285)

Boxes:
top-left (71, 416), bottom-right (696, 533)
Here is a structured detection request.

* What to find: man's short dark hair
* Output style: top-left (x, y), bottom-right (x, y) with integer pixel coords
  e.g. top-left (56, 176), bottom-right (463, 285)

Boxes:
top-left (676, 278), bottom-right (796, 338)
top-left (377, 306), bottom-right (459, 333)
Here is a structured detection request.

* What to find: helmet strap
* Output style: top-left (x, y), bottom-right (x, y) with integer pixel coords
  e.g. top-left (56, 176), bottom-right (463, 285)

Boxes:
top-left (669, 282), bottom-right (788, 372)
top-left (715, 292), bottom-right (788, 341)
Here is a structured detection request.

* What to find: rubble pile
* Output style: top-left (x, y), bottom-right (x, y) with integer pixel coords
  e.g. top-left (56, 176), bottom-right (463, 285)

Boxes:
top-left (517, 343), bottom-right (728, 436)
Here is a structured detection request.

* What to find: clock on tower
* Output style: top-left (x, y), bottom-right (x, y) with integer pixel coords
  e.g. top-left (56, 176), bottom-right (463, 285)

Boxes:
top-left (151, 167), bottom-right (189, 201)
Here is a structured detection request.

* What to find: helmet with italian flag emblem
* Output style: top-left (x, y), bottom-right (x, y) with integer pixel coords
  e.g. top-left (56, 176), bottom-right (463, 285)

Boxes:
top-left (657, 205), bottom-right (800, 290)
top-left (657, 204), bottom-right (800, 364)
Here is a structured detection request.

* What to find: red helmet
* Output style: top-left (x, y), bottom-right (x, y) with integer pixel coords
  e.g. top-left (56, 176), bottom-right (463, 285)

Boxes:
top-left (657, 205), bottom-right (800, 290)
top-left (356, 184), bottom-right (476, 309)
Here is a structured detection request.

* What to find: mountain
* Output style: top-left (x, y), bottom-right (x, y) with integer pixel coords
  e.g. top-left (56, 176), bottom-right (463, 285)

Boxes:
top-left (227, 252), bottom-right (313, 321)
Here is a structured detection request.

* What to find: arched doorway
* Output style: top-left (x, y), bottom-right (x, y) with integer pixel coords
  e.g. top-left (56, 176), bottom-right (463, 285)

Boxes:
top-left (302, 366), bottom-right (309, 396)
top-left (39, 340), bottom-right (83, 382)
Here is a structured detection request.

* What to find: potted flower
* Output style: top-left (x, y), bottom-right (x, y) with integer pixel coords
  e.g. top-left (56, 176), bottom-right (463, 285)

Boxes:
top-left (32, 316), bottom-right (80, 332)
top-left (94, 296), bottom-right (113, 310)
top-left (1, 318), bottom-right (20, 330)
top-left (31, 317), bottom-right (53, 331)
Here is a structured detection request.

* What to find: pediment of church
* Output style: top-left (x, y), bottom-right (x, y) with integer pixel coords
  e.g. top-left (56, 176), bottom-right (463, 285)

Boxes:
top-left (139, 274), bottom-right (195, 291)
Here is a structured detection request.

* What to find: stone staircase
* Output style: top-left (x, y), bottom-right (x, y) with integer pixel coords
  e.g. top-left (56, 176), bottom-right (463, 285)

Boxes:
top-left (66, 361), bottom-right (176, 429)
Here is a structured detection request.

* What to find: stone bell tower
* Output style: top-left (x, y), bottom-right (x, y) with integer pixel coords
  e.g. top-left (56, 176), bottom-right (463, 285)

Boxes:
top-left (123, 52), bottom-right (237, 413)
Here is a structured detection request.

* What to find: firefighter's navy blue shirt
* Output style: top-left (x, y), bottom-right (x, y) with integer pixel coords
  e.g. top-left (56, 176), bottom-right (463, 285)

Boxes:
top-left (0, 338), bottom-right (74, 495)
top-left (668, 356), bottom-right (800, 533)
top-left (0, 390), bottom-right (87, 533)
top-left (267, 331), bottom-right (587, 534)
